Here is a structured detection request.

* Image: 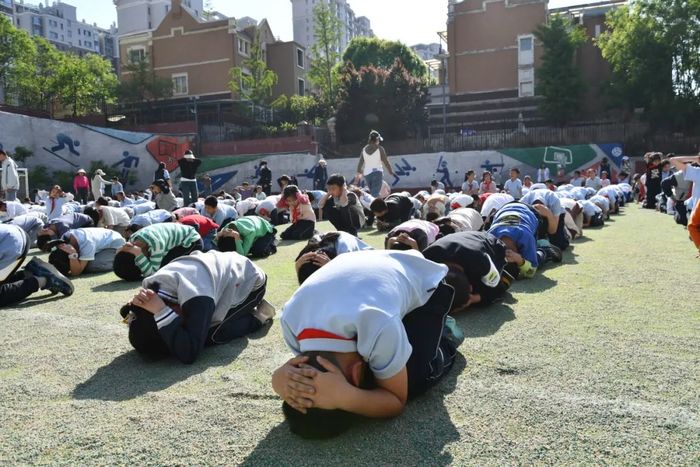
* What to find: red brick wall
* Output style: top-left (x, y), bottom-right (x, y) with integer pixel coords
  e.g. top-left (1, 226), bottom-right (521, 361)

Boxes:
top-left (202, 136), bottom-right (316, 156)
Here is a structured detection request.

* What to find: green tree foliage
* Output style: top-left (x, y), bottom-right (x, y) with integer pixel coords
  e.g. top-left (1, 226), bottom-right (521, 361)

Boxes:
top-left (308, 3), bottom-right (342, 112)
top-left (341, 37), bottom-right (428, 79)
top-left (533, 14), bottom-right (587, 125)
top-left (272, 94), bottom-right (324, 125)
top-left (58, 53), bottom-right (118, 116)
top-left (335, 60), bottom-right (429, 144)
top-left (229, 30), bottom-right (278, 105)
top-left (0, 15), bottom-right (36, 103)
top-left (597, 0), bottom-right (700, 128)
top-left (23, 37), bottom-right (66, 113)
top-left (118, 56), bottom-right (173, 105)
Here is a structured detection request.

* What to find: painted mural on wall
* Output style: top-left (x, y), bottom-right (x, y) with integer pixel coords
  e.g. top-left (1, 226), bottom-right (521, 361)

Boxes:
top-left (199, 143), bottom-right (626, 193)
top-left (0, 111), bottom-right (192, 189)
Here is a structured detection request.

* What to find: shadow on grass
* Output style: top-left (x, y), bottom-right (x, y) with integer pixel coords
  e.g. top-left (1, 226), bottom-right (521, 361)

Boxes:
top-left (72, 338), bottom-right (253, 402)
top-left (12, 292), bottom-right (66, 308)
top-left (91, 280), bottom-right (141, 293)
top-left (562, 249), bottom-right (579, 265)
top-left (240, 355), bottom-right (466, 466)
top-left (574, 236), bottom-right (593, 244)
top-left (510, 274), bottom-right (558, 294)
top-left (456, 302), bottom-right (516, 339)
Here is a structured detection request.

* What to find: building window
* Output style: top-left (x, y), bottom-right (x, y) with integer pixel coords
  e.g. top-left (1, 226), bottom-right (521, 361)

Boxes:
top-left (595, 24), bottom-right (602, 37)
top-left (78, 40), bottom-right (82, 46)
top-left (49, 31), bottom-right (58, 39)
top-left (518, 34), bottom-right (535, 67)
top-left (298, 78), bottom-right (305, 96)
top-left (238, 38), bottom-right (250, 56)
top-left (172, 73), bottom-right (189, 96)
top-left (128, 47), bottom-right (146, 63)
top-left (68, 30), bottom-right (72, 38)
top-left (296, 48), bottom-right (304, 68)
top-left (518, 67), bottom-right (534, 98)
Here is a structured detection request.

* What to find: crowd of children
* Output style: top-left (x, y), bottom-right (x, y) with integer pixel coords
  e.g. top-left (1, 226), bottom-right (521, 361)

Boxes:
top-left (2, 142), bottom-right (695, 440)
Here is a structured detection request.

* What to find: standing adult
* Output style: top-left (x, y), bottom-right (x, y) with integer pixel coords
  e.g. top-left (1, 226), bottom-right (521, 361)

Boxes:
top-left (313, 159), bottom-right (328, 190)
top-left (536, 164), bottom-right (551, 184)
top-left (72, 169), bottom-right (90, 204)
top-left (178, 150), bottom-right (202, 207)
top-left (356, 130), bottom-right (396, 198)
top-left (91, 169), bottom-right (110, 201)
top-left (154, 162), bottom-right (171, 185)
top-left (258, 160), bottom-right (272, 196)
top-left (0, 149), bottom-right (20, 202)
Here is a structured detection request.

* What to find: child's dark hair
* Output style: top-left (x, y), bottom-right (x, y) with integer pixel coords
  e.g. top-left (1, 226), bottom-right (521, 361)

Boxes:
top-left (295, 233), bottom-right (340, 284)
top-left (511, 168), bottom-right (520, 174)
top-left (113, 251), bottom-right (143, 281)
top-left (326, 174), bottom-right (345, 188)
top-left (434, 218), bottom-right (456, 239)
top-left (121, 291), bottom-right (170, 358)
top-left (369, 198), bottom-right (387, 213)
top-left (37, 233), bottom-right (56, 252)
top-left (277, 175), bottom-right (291, 187)
top-left (282, 185), bottom-right (300, 200)
top-left (47, 240), bottom-right (71, 276)
top-left (282, 351), bottom-right (372, 439)
top-left (83, 206), bottom-right (100, 226)
top-left (96, 197), bottom-right (110, 207)
top-left (204, 196), bottom-right (218, 208)
top-left (426, 212), bottom-right (439, 222)
top-left (430, 180), bottom-right (438, 187)
top-left (126, 224), bottom-right (142, 237)
top-left (444, 266), bottom-right (471, 311)
top-left (217, 235), bottom-right (238, 253)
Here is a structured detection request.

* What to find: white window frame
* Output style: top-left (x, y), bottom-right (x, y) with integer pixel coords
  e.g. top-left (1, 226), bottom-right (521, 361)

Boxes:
top-left (127, 46), bottom-right (146, 63)
top-left (238, 38), bottom-right (250, 57)
top-left (518, 34), bottom-right (535, 67)
top-left (172, 73), bottom-right (189, 96)
top-left (296, 47), bottom-right (305, 69)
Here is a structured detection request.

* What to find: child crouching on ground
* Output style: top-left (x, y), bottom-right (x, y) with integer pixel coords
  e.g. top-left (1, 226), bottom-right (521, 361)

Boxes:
top-left (277, 186), bottom-right (316, 241)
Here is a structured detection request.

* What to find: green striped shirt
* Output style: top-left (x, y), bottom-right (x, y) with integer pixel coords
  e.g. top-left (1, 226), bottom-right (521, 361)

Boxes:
top-left (131, 223), bottom-right (201, 276)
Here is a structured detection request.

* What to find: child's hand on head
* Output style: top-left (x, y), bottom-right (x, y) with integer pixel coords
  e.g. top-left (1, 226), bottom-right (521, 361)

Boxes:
top-left (130, 288), bottom-right (166, 315)
top-left (505, 249), bottom-right (524, 266)
top-left (307, 356), bottom-right (354, 410)
top-left (271, 356), bottom-right (316, 414)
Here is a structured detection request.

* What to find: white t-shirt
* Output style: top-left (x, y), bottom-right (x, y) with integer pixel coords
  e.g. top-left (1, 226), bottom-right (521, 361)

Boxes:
top-left (236, 198), bottom-right (259, 218)
top-left (589, 195), bottom-right (610, 211)
top-left (503, 179), bottom-right (523, 199)
top-left (448, 208), bottom-right (484, 232)
top-left (461, 180), bottom-right (479, 194)
top-left (255, 196), bottom-right (280, 217)
top-left (68, 228), bottom-right (126, 261)
top-left (480, 193), bottom-right (514, 218)
top-left (581, 200), bottom-right (602, 217)
top-left (389, 220), bottom-right (440, 245)
top-left (130, 202), bottom-right (156, 215)
top-left (684, 165), bottom-right (700, 212)
top-left (130, 209), bottom-right (174, 227)
top-left (520, 189), bottom-right (565, 216)
top-left (100, 206), bottom-right (131, 227)
top-left (335, 231), bottom-right (373, 254)
top-left (2, 201), bottom-right (27, 219)
top-left (280, 250), bottom-right (448, 380)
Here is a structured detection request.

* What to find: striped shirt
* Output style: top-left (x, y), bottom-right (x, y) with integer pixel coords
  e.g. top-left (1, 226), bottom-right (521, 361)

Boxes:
top-left (130, 223), bottom-right (201, 276)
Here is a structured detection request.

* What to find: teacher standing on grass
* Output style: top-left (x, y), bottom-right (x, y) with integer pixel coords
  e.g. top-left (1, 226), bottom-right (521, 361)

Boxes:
top-left (356, 130), bottom-right (396, 198)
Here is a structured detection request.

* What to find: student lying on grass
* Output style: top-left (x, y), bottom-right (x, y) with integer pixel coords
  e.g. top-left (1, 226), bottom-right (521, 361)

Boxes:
top-left (216, 215), bottom-right (277, 258)
top-left (47, 228), bottom-right (126, 276)
top-left (519, 189), bottom-right (570, 252)
top-left (0, 224), bottom-right (73, 307)
top-left (422, 231), bottom-right (515, 310)
top-left (369, 193), bottom-right (414, 231)
top-left (384, 219), bottom-right (439, 252)
top-left (125, 209), bottom-right (175, 237)
top-left (113, 223), bottom-right (202, 281)
top-left (487, 202), bottom-right (562, 279)
top-left (273, 250), bottom-right (464, 439)
top-left (37, 212), bottom-right (94, 251)
top-left (432, 207), bottom-right (484, 239)
top-left (120, 250), bottom-right (275, 363)
top-left (294, 231), bottom-right (372, 284)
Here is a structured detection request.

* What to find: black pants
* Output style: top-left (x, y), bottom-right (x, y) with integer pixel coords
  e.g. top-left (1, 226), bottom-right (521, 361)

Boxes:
top-left (324, 198), bottom-right (363, 237)
top-left (162, 239), bottom-right (204, 267)
top-left (207, 280), bottom-right (267, 345)
top-left (590, 212), bottom-right (604, 227)
top-left (280, 220), bottom-right (315, 241)
top-left (675, 201), bottom-right (688, 226)
top-left (269, 209), bottom-right (289, 226)
top-left (364, 208), bottom-right (374, 228)
top-left (549, 213), bottom-right (570, 251)
top-left (0, 271), bottom-right (40, 307)
top-left (76, 187), bottom-right (89, 205)
top-left (249, 232), bottom-right (277, 258)
top-left (403, 282), bottom-right (457, 400)
top-left (261, 183), bottom-right (272, 197)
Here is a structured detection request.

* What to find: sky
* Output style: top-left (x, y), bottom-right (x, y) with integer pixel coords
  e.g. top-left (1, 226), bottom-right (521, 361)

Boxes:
top-left (65, 0), bottom-right (591, 45)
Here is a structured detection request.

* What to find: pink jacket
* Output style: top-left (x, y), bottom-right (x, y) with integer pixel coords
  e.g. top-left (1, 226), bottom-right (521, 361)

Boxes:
top-left (73, 175), bottom-right (90, 192)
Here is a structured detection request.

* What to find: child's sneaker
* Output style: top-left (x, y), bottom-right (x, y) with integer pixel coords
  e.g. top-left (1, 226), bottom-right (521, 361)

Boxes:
top-left (443, 316), bottom-right (465, 348)
top-left (24, 257), bottom-right (74, 296)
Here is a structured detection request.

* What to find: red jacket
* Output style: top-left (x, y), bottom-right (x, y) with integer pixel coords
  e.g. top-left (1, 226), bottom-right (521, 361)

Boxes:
top-left (73, 175), bottom-right (90, 192)
top-left (178, 214), bottom-right (219, 237)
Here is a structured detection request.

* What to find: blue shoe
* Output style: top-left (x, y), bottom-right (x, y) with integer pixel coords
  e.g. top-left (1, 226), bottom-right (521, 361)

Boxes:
top-left (443, 316), bottom-right (465, 348)
top-left (25, 257), bottom-right (74, 296)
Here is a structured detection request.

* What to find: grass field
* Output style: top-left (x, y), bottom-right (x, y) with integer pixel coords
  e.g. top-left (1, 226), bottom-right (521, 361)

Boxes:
top-left (0, 205), bottom-right (698, 465)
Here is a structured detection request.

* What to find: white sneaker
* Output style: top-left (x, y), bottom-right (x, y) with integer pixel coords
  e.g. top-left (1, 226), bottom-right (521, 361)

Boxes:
top-left (252, 299), bottom-right (276, 324)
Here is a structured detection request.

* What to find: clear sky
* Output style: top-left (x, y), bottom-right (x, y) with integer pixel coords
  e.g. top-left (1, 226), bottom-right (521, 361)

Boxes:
top-left (66, 0), bottom-right (592, 45)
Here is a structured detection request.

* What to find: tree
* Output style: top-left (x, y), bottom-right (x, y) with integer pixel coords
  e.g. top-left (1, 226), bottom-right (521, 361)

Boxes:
top-left (0, 15), bottom-right (36, 104)
top-left (229, 30), bottom-right (278, 105)
top-left (335, 60), bottom-right (429, 144)
top-left (597, 0), bottom-right (700, 128)
top-left (272, 94), bottom-right (323, 125)
top-left (308, 3), bottom-right (342, 112)
top-left (20, 37), bottom-right (66, 114)
top-left (57, 53), bottom-right (118, 116)
top-left (341, 37), bottom-right (428, 79)
top-left (533, 14), bottom-right (587, 125)
top-left (118, 56), bottom-right (173, 105)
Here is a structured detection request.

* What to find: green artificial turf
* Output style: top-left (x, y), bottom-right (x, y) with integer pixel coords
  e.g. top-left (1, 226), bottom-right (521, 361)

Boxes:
top-left (0, 206), bottom-right (698, 465)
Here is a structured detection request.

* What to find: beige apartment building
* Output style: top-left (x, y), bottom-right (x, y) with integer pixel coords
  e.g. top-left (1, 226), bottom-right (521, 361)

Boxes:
top-left (118, 0), bottom-right (307, 102)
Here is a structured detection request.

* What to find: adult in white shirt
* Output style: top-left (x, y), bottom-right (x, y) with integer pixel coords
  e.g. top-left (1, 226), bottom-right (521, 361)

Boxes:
top-left (355, 131), bottom-right (396, 198)
top-left (0, 149), bottom-right (20, 202)
top-left (91, 169), bottom-right (110, 201)
top-left (669, 155), bottom-right (700, 213)
top-left (536, 164), bottom-right (551, 183)
top-left (274, 250), bottom-right (461, 438)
